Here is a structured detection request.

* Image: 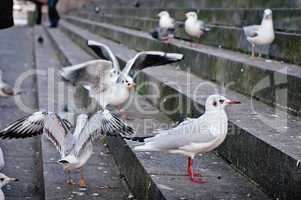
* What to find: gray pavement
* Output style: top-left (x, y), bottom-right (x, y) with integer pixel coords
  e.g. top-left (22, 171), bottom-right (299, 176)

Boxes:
top-left (0, 27), bottom-right (43, 199)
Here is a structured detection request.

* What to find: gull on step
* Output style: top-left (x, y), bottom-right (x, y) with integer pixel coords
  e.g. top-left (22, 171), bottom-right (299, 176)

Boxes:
top-left (243, 9), bottom-right (275, 57)
top-left (134, 95), bottom-right (240, 183)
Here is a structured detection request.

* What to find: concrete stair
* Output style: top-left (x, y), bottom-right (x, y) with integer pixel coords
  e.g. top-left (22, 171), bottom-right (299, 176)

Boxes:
top-left (49, 16), bottom-right (301, 199)
top-left (43, 23), bottom-right (272, 200)
top-left (72, 10), bottom-right (301, 66)
top-left (62, 16), bottom-right (301, 117)
top-left (85, 0), bottom-right (301, 9)
top-left (33, 26), bottom-right (131, 199)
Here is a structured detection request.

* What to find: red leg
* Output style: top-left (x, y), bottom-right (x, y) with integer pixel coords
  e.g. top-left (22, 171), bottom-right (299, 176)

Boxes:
top-left (187, 157), bottom-right (206, 184)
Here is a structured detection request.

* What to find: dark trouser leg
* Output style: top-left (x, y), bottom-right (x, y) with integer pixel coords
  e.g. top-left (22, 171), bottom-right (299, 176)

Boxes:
top-left (48, 0), bottom-right (59, 27)
top-left (35, 3), bottom-right (42, 25)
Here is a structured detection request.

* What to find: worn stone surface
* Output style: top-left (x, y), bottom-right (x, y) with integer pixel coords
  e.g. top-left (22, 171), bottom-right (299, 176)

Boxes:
top-left (62, 17), bottom-right (301, 116)
top-left (34, 26), bottom-right (130, 199)
top-left (0, 27), bottom-right (44, 199)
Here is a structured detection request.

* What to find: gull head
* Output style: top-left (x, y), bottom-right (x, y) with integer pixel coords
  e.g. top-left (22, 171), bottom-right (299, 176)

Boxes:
top-left (0, 173), bottom-right (18, 188)
top-left (118, 75), bottom-right (135, 90)
top-left (185, 11), bottom-right (198, 19)
top-left (263, 9), bottom-right (272, 20)
top-left (205, 95), bottom-right (240, 111)
top-left (158, 11), bottom-right (170, 18)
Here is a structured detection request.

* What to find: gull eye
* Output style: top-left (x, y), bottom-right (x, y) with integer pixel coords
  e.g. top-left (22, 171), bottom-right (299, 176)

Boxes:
top-left (0, 178), bottom-right (4, 181)
top-left (126, 80), bottom-right (128, 83)
top-left (219, 99), bottom-right (225, 104)
top-left (213, 101), bottom-right (217, 106)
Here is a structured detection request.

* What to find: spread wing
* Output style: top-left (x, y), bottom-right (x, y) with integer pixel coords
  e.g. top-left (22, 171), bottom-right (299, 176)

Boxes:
top-left (122, 51), bottom-right (184, 76)
top-left (243, 25), bottom-right (259, 38)
top-left (87, 40), bottom-right (120, 72)
top-left (43, 113), bottom-right (74, 157)
top-left (0, 111), bottom-right (72, 139)
top-left (74, 110), bottom-right (134, 157)
top-left (60, 59), bottom-right (113, 86)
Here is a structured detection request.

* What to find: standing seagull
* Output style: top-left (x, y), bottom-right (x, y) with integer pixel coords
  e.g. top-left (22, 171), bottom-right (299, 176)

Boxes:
top-left (0, 173), bottom-right (18, 200)
top-left (0, 111), bottom-right (133, 188)
top-left (134, 95), bottom-right (240, 183)
top-left (243, 9), bottom-right (275, 57)
top-left (151, 11), bottom-right (176, 43)
top-left (60, 41), bottom-right (184, 113)
top-left (185, 12), bottom-right (210, 47)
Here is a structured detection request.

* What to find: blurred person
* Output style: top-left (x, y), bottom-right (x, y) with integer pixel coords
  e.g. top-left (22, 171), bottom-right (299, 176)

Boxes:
top-left (48, 0), bottom-right (60, 27)
top-left (0, 0), bottom-right (14, 29)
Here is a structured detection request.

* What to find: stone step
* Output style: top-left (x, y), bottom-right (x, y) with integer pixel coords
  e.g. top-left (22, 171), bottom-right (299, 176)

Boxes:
top-left (58, 20), bottom-right (301, 200)
top-left (34, 26), bottom-right (131, 199)
top-left (82, 6), bottom-right (301, 33)
top-left (63, 16), bottom-right (301, 117)
top-left (52, 19), bottom-right (272, 200)
top-left (0, 26), bottom-right (44, 200)
top-left (85, 0), bottom-right (301, 9)
top-left (73, 11), bottom-right (301, 66)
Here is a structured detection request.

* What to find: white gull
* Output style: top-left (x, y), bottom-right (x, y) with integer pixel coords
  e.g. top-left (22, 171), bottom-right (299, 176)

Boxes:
top-left (134, 95), bottom-right (240, 183)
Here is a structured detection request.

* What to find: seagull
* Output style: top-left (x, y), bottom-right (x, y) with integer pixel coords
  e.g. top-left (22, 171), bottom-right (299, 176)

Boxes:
top-left (151, 11), bottom-right (176, 43)
top-left (185, 12), bottom-right (210, 47)
top-left (60, 41), bottom-right (184, 114)
top-left (0, 70), bottom-right (16, 97)
top-left (0, 173), bottom-right (18, 200)
top-left (0, 110), bottom-right (133, 188)
top-left (134, 95), bottom-right (240, 183)
top-left (243, 9), bottom-right (275, 57)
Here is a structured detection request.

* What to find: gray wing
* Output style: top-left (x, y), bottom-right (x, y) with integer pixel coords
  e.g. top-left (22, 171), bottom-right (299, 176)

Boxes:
top-left (243, 25), bottom-right (259, 37)
top-left (74, 110), bottom-right (134, 157)
top-left (60, 59), bottom-right (113, 85)
top-left (87, 40), bottom-right (120, 72)
top-left (145, 119), bottom-right (216, 150)
top-left (0, 111), bottom-right (72, 139)
top-left (122, 51), bottom-right (184, 76)
top-left (44, 113), bottom-right (74, 157)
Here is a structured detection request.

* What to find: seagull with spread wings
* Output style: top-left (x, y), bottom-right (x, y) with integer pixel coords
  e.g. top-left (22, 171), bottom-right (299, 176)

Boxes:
top-left (60, 40), bottom-right (184, 113)
top-left (0, 111), bottom-right (133, 188)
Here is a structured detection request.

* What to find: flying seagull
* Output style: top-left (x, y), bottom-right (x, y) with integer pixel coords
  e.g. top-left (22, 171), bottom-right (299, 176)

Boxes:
top-left (134, 95), bottom-right (240, 183)
top-left (0, 173), bottom-right (18, 200)
top-left (185, 12), bottom-right (210, 47)
top-left (60, 41), bottom-right (184, 113)
top-left (243, 9), bottom-right (275, 57)
top-left (0, 110), bottom-right (133, 188)
top-left (151, 11), bottom-right (176, 43)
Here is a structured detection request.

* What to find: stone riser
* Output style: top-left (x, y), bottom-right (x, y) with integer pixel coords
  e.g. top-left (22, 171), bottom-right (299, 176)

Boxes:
top-left (81, 7), bottom-right (301, 33)
top-left (74, 11), bottom-right (301, 66)
top-left (87, 0), bottom-right (301, 8)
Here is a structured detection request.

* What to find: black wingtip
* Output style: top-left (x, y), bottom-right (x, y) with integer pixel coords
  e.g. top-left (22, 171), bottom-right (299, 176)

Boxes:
top-left (123, 136), bottom-right (153, 142)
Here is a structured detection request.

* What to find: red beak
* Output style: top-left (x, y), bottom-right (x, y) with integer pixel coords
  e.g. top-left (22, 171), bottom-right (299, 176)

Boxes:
top-left (227, 100), bottom-right (241, 104)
